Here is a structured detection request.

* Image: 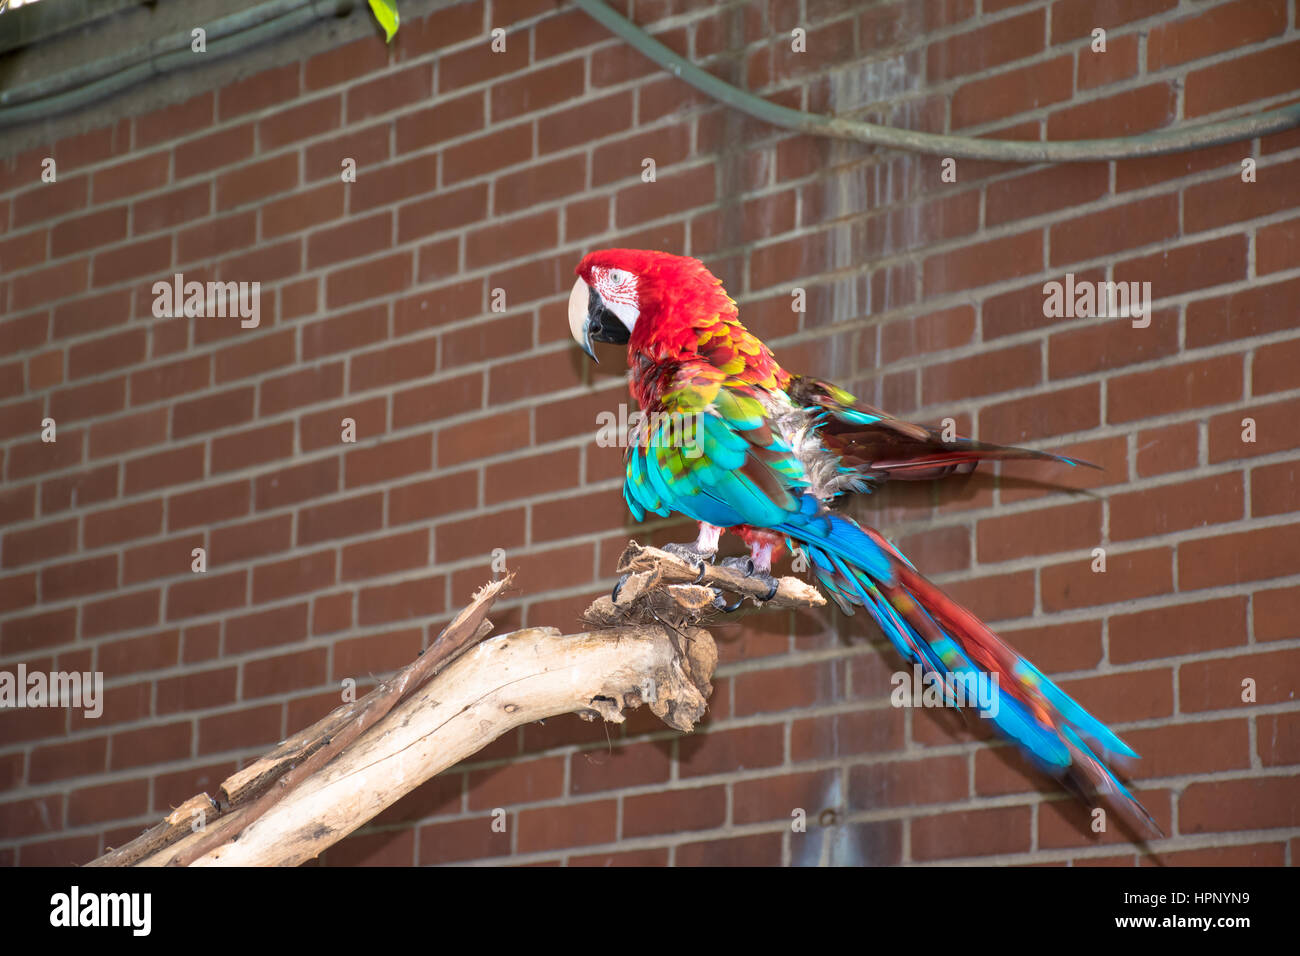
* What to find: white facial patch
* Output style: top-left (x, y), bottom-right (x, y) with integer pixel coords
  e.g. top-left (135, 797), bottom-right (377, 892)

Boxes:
top-left (593, 266), bottom-right (640, 331)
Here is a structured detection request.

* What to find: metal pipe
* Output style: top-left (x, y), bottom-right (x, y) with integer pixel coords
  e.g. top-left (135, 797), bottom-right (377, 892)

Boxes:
top-left (0, 0), bottom-right (355, 127)
top-left (573, 0), bottom-right (1300, 163)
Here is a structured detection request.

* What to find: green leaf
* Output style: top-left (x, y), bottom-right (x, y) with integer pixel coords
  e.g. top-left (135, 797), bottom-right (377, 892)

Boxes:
top-left (368, 0), bottom-right (399, 43)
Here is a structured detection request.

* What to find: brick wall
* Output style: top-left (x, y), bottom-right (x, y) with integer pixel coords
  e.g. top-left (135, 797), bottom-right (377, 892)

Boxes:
top-left (1, 0), bottom-right (1298, 866)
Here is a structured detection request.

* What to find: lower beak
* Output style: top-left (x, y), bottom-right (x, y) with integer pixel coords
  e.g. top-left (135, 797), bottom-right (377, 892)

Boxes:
top-left (567, 277), bottom-right (629, 363)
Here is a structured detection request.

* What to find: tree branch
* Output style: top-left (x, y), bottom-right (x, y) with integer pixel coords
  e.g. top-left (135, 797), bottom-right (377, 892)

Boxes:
top-left (86, 543), bottom-right (824, 867)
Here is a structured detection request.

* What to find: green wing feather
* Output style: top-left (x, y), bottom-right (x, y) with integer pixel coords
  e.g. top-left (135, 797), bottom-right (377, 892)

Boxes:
top-left (622, 369), bottom-right (806, 527)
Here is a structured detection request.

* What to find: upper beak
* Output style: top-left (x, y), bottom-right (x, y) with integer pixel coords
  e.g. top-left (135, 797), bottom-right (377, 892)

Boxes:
top-left (567, 277), bottom-right (629, 363)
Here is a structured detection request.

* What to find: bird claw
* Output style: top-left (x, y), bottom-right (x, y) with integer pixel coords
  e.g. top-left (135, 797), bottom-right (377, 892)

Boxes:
top-left (717, 556), bottom-right (780, 605)
top-left (662, 542), bottom-right (714, 583)
top-left (712, 591), bottom-right (745, 613)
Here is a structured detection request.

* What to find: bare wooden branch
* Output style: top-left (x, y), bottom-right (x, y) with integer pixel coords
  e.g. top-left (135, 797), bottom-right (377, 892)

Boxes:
top-left (89, 577), bottom-right (511, 868)
top-left (86, 542), bottom-right (824, 867)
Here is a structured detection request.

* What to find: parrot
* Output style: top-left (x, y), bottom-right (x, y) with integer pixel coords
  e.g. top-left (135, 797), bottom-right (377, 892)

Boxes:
top-left (567, 247), bottom-right (1160, 839)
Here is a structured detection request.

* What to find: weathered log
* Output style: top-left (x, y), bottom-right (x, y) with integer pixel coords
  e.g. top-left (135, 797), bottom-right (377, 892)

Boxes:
top-left (87, 543), bottom-right (823, 867)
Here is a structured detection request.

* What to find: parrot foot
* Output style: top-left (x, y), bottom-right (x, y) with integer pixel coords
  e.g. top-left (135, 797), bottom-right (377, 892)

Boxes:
top-left (718, 556), bottom-right (780, 603)
top-left (612, 540), bottom-right (715, 604)
top-left (661, 541), bottom-right (715, 583)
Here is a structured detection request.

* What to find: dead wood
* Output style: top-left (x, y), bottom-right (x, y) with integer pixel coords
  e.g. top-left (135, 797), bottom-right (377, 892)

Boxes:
top-left (86, 543), bottom-right (823, 867)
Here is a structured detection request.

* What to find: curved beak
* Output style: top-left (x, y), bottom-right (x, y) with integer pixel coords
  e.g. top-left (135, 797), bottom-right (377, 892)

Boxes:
top-left (567, 277), bottom-right (629, 363)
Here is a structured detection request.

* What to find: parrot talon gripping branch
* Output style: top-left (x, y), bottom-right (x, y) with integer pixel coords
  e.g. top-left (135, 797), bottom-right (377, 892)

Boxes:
top-left (568, 248), bottom-right (1162, 840)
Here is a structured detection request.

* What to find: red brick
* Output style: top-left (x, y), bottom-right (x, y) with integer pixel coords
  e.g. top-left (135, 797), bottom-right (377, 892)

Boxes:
top-left (12, 259), bottom-right (89, 311)
top-left (928, 10), bottom-right (1045, 82)
top-left (1257, 215), bottom-right (1300, 276)
top-left (539, 91), bottom-right (634, 154)
top-left (678, 832), bottom-right (784, 866)
top-left (134, 184), bottom-right (210, 238)
top-left (225, 603), bottom-right (310, 655)
top-left (1077, 32), bottom-right (1138, 90)
top-left (305, 35), bottom-right (391, 90)
top-left (979, 384), bottom-right (1100, 449)
top-left (165, 569), bottom-right (247, 621)
top-left (466, 756), bottom-right (565, 811)
top-left (2, 517), bottom-right (77, 568)
top-left (168, 479), bottom-right (250, 531)
top-left (51, 206), bottom-right (127, 257)
top-left (1110, 597), bottom-right (1248, 664)
top-left (242, 647), bottom-right (329, 699)
top-left (123, 443), bottom-right (205, 495)
top-left (252, 549), bottom-right (336, 603)
top-left (304, 122), bottom-right (390, 182)
top-left (1107, 354), bottom-right (1242, 424)
top-left (922, 229), bottom-right (1042, 298)
top-left (84, 498), bottom-right (163, 549)
top-left (1179, 775), bottom-right (1299, 833)
top-left (92, 152), bottom-right (169, 203)
top-left (978, 500), bottom-right (1101, 563)
top-left (210, 514), bottom-right (292, 564)
top-left (417, 816), bottom-right (511, 864)
top-left (346, 64), bottom-right (431, 123)
top-left (434, 506), bottom-right (524, 568)
top-left (1179, 523), bottom-right (1300, 591)
top-left (109, 720), bottom-right (193, 770)
top-left (216, 153), bottom-right (298, 211)
top-left (1050, 0), bottom-right (1176, 43)
top-left (41, 554), bottom-right (117, 602)
top-left (678, 724), bottom-right (785, 778)
top-left (135, 92), bottom-right (214, 147)
top-left (218, 64), bottom-right (301, 120)
top-left (1040, 546), bottom-right (1173, 611)
top-left (490, 59), bottom-right (584, 122)
top-left (177, 210), bottom-right (256, 264)
top-left (517, 799), bottom-right (618, 854)
top-left (340, 529), bottom-right (429, 581)
top-left (851, 754), bottom-right (967, 808)
top-left (623, 785), bottom-right (726, 838)
top-left (1187, 276), bottom-right (1300, 350)
top-left (174, 123), bottom-right (254, 180)
top-left (914, 805), bottom-right (1033, 860)
top-left (325, 251), bottom-right (412, 308)
top-left (1050, 193), bottom-right (1179, 267)
top-left (1135, 421), bottom-right (1197, 478)
top-left (87, 407), bottom-right (168, 460)
top-left (951, 54), bottom-right (1073, 129)
top-left (0, 607), bottom-right (76, 656)
top-left (1049, 311), bottom-right (1179, 380)
top-left (1149, 0), bottom-right (1286, 70)
top-left (1184, 39), bottom-right (1300, 117)
top-left (258, 95), bottom-right (342, 150)
top-left (67, 779), bottom-right (149, 828)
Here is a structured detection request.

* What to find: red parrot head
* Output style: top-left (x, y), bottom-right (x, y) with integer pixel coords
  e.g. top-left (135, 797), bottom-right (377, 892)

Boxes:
top-left (568, 249), bottom-right (735, 363)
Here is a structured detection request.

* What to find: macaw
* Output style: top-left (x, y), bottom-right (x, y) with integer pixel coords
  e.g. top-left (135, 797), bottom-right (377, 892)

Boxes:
top-left (567, 248), bottom-right (1159, 838)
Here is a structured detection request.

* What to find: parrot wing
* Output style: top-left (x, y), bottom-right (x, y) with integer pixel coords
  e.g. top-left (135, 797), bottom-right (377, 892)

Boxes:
top-left (622, 364), bottom-right (809, 527)
top-left (787, 373), bottom-right (1096, 481)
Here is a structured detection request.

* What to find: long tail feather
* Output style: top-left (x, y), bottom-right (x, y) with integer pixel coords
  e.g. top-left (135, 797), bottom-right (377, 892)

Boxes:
top-left (781, 499), bottom-right (1160, 838)
top-left (837, 430), bottom-right (1099, 482)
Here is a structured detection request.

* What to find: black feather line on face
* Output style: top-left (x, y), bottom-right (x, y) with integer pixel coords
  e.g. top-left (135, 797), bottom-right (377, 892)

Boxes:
top-left (587, 286), bottom-right (631, 346)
